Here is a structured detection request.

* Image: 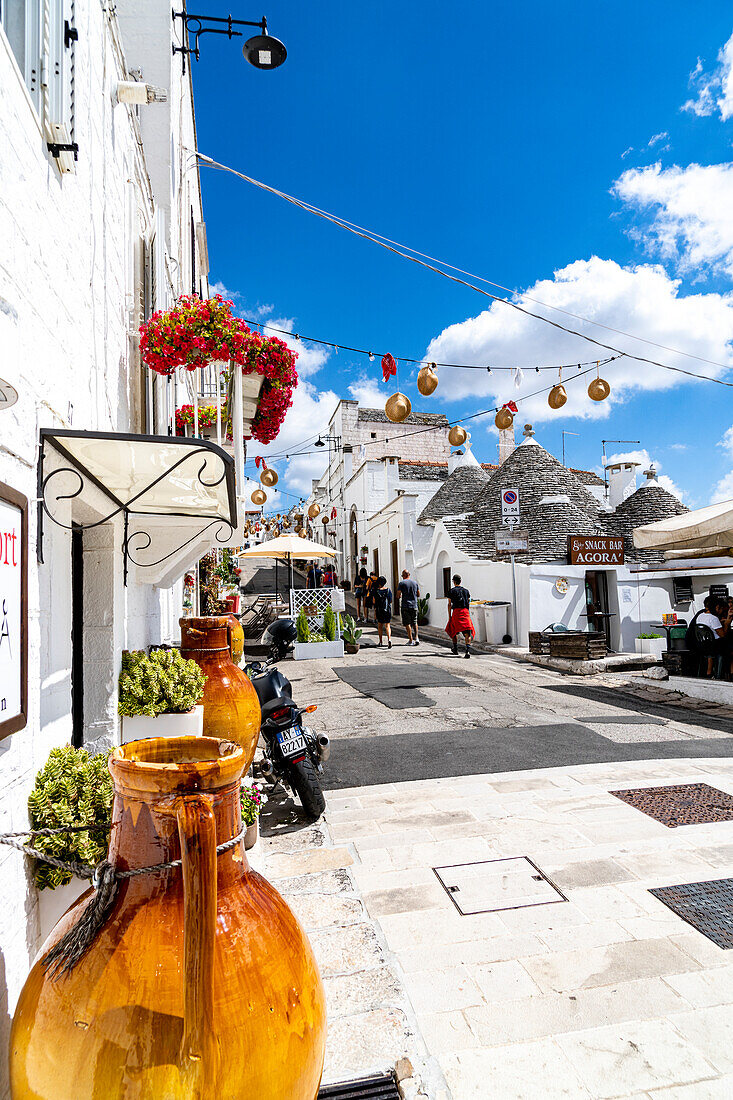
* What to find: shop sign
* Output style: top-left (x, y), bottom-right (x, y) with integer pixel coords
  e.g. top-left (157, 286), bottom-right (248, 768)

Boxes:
top-left (568, 535), bottom-right (624, 566)
top-left (0, 482), bottom-right (28, 739)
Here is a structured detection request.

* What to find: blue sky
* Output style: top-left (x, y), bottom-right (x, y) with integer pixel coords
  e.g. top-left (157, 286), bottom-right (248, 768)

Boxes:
top-left (191, 2), bottom-right (733, 508)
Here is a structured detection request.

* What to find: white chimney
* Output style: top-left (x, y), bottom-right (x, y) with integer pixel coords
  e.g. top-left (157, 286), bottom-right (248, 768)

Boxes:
top-left (448, 448), bottom-right (464, 474)
top-left (448, 440), bottom-right (480, 474)
top-left (607, 461), bottom-right (639, 508)
top-left (342, 445), bottom-right (353, 483)
top-left (499, 424), bottom-right (516, 464)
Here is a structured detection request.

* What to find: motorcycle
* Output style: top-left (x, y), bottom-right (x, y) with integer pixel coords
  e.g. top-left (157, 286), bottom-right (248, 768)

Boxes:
top-left (246, 656), bottom-right (328, 821)
top-left (260, 617), bottom-right (297, 661)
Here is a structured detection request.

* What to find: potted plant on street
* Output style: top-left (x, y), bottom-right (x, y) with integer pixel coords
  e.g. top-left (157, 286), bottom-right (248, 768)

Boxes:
top-left (294, 605), bottom-right (345, 660)
top-left (342, 613), bottom-right (362, 654)
top-left (28, 745), bottom-right (114, 937)
top-left (635, 632), bottom-right (665, 658)
top-left (240, 781), bottom-right (265, 850)
top-left (417, 592), bottom-right (431, 626)
top-left (118, 648), bottom-right (207, 742)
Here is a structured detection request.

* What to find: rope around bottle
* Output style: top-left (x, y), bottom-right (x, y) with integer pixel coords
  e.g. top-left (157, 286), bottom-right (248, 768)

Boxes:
top-left (0, 822), bottom-right (247, 978)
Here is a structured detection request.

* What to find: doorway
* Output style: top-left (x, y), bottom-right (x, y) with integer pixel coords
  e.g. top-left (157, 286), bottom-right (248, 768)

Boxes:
top-left (71, 525), bottom-right (84, 748)
top-left (373, 548), bottom-right (379, 577)
top-left (391, 539), bottom-right (400, 617)
top-left (584, 570), bottom-right (612, 649)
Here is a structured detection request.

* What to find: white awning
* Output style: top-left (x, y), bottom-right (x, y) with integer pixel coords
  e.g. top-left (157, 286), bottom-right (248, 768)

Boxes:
top-left (39, 429), bottom-right (237, 585)
top-left (634, 499), bottom-right (733, 554)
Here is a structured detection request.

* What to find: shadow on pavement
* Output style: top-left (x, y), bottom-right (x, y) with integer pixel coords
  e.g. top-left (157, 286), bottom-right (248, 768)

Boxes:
top-left (539, 681), bottom-right (733, 736)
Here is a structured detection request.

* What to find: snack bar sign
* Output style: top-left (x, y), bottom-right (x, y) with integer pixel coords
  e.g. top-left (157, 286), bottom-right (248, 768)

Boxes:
top-left (0, 484), bottom-right (28, 739)
top-left (568, 535), bottom-right (624, 566)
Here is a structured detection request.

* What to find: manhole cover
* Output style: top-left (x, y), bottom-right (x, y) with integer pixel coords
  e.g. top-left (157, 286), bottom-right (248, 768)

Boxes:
top-left (650, 878), bottom-right (733, 948)
top-left (319, 1072), bottom-right (400, 1098)
top-left (611, 783), bottom-right (733, 827)
top-left (433, 856), bottom-right (567, 915)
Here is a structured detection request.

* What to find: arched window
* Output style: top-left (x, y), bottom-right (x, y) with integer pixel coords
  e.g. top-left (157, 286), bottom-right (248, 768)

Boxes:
top-left (436, 550), bottom-right (451, 597)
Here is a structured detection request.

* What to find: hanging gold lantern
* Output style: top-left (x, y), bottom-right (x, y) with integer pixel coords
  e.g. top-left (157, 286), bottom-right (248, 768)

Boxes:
top-left (308, 502), bottom-right (321, 519)
top-left (417, 363), bottom-right (439, 396)
top-left (385, 392), bottom-right (411, 423)
top-left (260, 467), bottom-right (278, 488)
top-left (448, 424), bottom-right (468, 447)
top-left (321, 514), bottom-right (329, 525)
top-left (494, 408), bottom-right (513, 430)
top-left (588, 377), bottom-right (611, 402)
top-left (298, 529), bottom-right (306, 538)
top-left (276, 513), bottom-right (281, 520)
top-left (548, 384), bottom-right (567, 410)
top-left (251, 488), bottom-right (267, 506)
top-left (282, 518), bottom-right (290, 528)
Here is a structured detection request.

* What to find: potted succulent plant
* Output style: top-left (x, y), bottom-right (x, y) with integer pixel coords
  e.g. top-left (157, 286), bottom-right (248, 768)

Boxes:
top-left (417, 592), bottom-right (431, 626)
top-left (118, 648), bottom-right (207, 742)
top-left (342, 613), bottom-right (362, 654)
top-left (240, 781), bottom-right (265, 850)
top-left (28, 746), bottom-right (114, 937)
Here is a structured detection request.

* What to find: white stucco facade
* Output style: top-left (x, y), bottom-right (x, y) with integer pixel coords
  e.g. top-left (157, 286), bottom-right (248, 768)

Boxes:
top-left (0, 4), bottom-right (209, 1086)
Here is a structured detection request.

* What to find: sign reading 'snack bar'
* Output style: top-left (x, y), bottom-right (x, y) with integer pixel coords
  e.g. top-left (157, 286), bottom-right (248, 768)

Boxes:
top-left (568, 535), bottom-right (624, 565)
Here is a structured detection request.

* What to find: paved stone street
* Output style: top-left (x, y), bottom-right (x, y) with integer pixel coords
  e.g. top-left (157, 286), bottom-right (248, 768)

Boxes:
top-left (254, 628), bottom-right (733, 1099)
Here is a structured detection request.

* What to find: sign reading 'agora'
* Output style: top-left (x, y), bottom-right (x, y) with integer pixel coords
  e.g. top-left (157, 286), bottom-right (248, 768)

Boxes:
top-left (0, 482), bottom-right (28, 740)
top-left (568, 535), bottom-right (625, 566)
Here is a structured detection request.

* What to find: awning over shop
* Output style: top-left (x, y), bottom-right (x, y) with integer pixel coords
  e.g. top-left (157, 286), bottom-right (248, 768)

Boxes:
top-left (38, 429), bottom-right (237, 586)
top-left (634, 499), bottom-right (733, 556)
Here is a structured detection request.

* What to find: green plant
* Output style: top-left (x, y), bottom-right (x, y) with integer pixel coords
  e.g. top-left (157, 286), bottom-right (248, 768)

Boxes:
top-left (296, 608), bottom-right (310, 643)
top-left (341, 613), bottom-right (362, 646)
top-left (323, 605), bottom-right (336, 641)
top-left (27, 747), bottom-right (114, 889)
top-left (240, 782), bottom-right (264, 826)
top-left (637, 632), bottom-right (663, 639)
top-left (307, 631), bottom-right (327, 642)
top-left (417, 593), bottom-right (430, 624)
top-left (118, 649), bottom-right (207, 717)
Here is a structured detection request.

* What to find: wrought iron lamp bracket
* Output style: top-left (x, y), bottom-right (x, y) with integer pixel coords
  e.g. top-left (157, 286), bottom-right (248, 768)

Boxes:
top-left (172, 10), bottom-right (267, 66)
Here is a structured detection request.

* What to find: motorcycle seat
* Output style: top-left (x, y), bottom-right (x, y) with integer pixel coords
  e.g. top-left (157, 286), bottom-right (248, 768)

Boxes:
top-left (260, 697), bottom-right (296, 721)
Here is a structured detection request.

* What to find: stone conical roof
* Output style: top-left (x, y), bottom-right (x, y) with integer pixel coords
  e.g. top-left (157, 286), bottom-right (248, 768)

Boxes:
top-left (606, 481), bottom-right (688, 562)
top-left (418, 464), bottom-right (490, 524)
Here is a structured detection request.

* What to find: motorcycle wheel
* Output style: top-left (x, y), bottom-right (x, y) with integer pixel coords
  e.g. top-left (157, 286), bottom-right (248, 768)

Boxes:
top-left (286, 755), bottom-right (326, 821)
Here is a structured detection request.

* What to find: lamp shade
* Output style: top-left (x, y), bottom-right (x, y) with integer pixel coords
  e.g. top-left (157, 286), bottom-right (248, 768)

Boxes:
top-left (260, 468), bottom-right (278, 488)
top-left (417, 364), bottom-right (438, 396)
top-left (548, 384), bottom-right (567, 410)
top-left (494, 408), bottom-right (514, 430)
top-left (308, 502), bottom-right (321, 519)
top-left (251, 488), bottom-right (267, 506)
top-left (588, 377), bottom-right (611, 402)
top-left (448, 425), bottom-right (467, 447)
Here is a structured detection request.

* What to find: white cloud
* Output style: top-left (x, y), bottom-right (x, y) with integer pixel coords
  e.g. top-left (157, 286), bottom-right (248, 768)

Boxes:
top-left (347, 374), bottom-right (387, 407)
top-left (621, 146), bottom-right (634, 160)
top-left (614, 162), bottom-right (733, 278)
top-left (682, 33), bottom-right (733, 119)
top-left (209, 280), bottom-right (241, 302)
top-left (711, 470), bottom-right (733, 503)
top-left (648, 131), bottom-right (670, 148)
top-left (423, 256), bottom-right (733, 425)
top-left (720, 425), bottom-right (733, 456)
top-left (255, 380), bottom-right (338, 496)
top-left (266, 317), bottom-right (330, 379)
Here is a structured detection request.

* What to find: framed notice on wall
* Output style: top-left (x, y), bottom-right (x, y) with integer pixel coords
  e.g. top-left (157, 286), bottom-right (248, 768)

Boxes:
top-left (0, 482), bottom-right (28, 739)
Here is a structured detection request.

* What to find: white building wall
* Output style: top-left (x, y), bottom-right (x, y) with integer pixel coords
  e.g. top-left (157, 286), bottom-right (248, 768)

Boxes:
top-left (0, 5), bottom-right (204, 1088)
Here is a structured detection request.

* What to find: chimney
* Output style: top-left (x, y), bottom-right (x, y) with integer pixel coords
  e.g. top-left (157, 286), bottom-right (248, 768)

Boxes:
top-left (448, 448), bottom-right (464, 474)
top-left (607, 461), bottom-right (639, 508)
top-left (499, 424), bottom-right (516, 464)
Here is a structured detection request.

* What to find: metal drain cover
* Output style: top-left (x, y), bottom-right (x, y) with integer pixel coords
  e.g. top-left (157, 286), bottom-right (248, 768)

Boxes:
top-left (319, 1072), bottom-right (400, 1098)
top-left (650, 878), bottom-right (733, 948)
top-left (612, 783), bottom-right (733, 827)
top-left (433, 856), bottom-right (567, 915)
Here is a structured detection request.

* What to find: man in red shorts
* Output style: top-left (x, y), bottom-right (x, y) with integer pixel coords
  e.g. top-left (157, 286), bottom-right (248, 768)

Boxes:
top-left (446, 574), bottom-right (475, 658)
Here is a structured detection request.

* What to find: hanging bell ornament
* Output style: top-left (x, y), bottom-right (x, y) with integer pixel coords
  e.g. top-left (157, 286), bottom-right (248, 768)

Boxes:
top-left (494, 408), bottom-right (513, 430)
top-left (417, 364), bottom-right (439, 396)
top-left (588, 377), bottom-right (611, 402)
top-left (548, 384), bottom-right (567, 410)
top-left (308, 502), bottom-right (321, 519)
top-left (251, 488), bottom-right (267, 506)
top-left (260, 467), bottom-right (278, 488)
top-left (385, 392), bottom-right (412, 423)
top-left (448, 424), bottom-right (468, 447)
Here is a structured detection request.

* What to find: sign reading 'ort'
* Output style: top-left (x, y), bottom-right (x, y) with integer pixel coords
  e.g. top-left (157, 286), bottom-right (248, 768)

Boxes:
top-left (568, 535), bottom-right (625, 566)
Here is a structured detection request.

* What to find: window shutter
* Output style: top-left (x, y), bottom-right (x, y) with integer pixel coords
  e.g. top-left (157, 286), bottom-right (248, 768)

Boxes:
top-left (45, 0), bottom-right (76, 171)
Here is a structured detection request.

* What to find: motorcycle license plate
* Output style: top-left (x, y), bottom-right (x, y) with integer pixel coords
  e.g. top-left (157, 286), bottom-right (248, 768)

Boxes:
top-left (277, 728), bottom-right (307, 759)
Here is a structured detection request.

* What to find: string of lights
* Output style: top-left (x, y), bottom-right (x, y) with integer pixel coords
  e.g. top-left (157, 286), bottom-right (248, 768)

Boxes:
top-left (197, 153), bottom-right (733, 386)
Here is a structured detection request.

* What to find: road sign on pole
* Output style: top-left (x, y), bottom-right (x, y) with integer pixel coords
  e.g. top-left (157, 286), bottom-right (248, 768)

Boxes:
top-left (501, 488), bottom-right (520, 530)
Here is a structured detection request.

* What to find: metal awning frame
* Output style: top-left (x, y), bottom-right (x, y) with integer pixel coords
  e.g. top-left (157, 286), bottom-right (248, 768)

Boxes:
top-left (37, 429), bottom-right (237, 585)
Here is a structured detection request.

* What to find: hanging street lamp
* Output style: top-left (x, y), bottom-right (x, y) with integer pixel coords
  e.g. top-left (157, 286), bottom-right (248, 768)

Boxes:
top-left (172, 11), bottom-right (287, 71)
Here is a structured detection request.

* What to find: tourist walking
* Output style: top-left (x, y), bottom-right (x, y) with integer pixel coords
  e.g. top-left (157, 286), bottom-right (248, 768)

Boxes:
top-left (374, 576), bottom-right (393, 648)
top-left (397, 569), bottom-right (420, 646)
top-left (364, 570), bottom-right (378, 623)
top-left (306, 562), bottom-right (322, 589)
top-left (446, 573), bottom-right (475, 658)
top-left (354, 566), bottom-right (368, 622)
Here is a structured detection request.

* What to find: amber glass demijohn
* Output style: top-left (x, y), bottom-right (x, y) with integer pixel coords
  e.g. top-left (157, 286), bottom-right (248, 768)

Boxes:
top-left (10, 736), bottom-right (327, 1099)
top-left (179, 616), bottom-right (259, 759)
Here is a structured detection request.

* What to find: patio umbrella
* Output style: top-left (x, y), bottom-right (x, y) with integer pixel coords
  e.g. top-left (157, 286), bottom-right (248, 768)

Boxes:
top-left (634, 499), bottom-right (733, 556)
top-left (238, 534), bottom-right (336, 609)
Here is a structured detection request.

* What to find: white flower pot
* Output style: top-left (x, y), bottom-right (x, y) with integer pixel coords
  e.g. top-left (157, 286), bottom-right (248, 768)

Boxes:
top-left (244, 819), bottom-right (259, 850)
top-left (38, 877), bottom-right (90, 943)
top-left (120, 705), bottom-right (204, 743)
top-left (294, 640), bottom-right (345, 661)
top-left (634, 637), bottom-right (665, 658)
